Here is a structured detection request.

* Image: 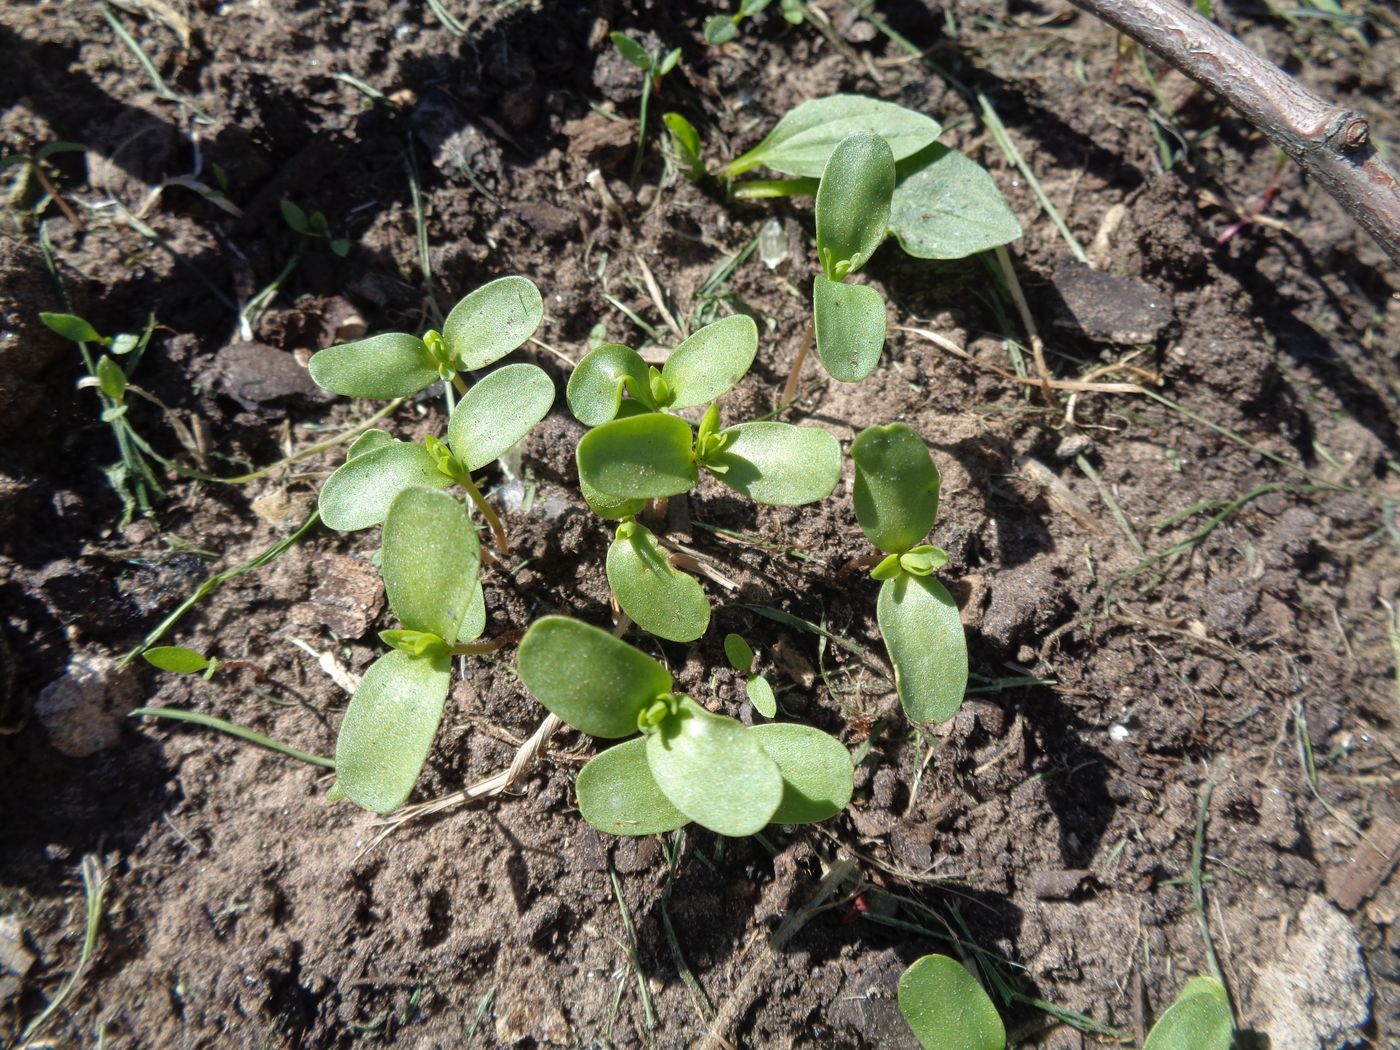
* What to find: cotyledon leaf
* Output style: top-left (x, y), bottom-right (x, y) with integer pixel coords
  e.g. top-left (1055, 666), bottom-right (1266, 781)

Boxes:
top-left (877, 574), bottom-right (968, 724)
top-left (889, 143), bottom-right (1023, 260)
top-left (442, 275), bottom-right (544, 371)
top-left (447, 362), bottom-right (555, 472)
top-left (334, 649), bottom-right (452, 814)
top-left (815, 132), bottom-right (895, 279)
top-left (897, 954), bottom-right (1005, 1050)
top-left (660, 314), bottom-right (759, 410)
top-left (566, 343), bottom-right (651, 425)
top-left (812, 274), bottom-right (886, 383)
top-left (703, 422), bottom-right (841, 506)
top-left (606, 521), bottom-right (710, 643)
top-left (1142, 977), bottom-right (1233, 1050)
top-left (749, 722), bottom-right (853, 824)
top-left (318, 441), bottom-right (453, 532)
top-left (380, 487), bottom-right (481, 645)
top-left (576, 412), bottom-right (698, 501)
top-left (576, 737), bottom-right (690, 836)
top-left (308, 332), bottom-right (439, 399)
top-left (852, 422), bottom-right (941, 555)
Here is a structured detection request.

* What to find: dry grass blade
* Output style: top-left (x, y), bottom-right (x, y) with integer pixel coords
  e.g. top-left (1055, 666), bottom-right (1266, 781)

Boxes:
top-left (21, 855), bottom-right (109, 1042)
top-left (899, 326), bottom-right (1154, 395)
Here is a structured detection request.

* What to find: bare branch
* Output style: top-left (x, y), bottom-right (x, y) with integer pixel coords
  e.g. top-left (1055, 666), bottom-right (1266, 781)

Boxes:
top-left (1066, 0), bottom-right (1400, 264)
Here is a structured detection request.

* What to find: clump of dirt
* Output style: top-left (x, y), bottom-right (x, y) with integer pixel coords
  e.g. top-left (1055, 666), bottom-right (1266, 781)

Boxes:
top-left (2, 1), bottom-right (1398, 1047)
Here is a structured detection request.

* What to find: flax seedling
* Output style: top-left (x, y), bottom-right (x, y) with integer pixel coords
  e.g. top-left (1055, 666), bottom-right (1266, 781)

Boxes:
top-left (897, 955), bottom-right (1004, 1050)
top-left (42, 311), bottom-right (168, 523)
top-left (852, 423), bottom-right (967, 724)
top-left (724, 633), bottom-right (777, 717)
top-left (517, 616), bottom-right (853, 836)
top-left (311, 276), bottom-right (552, 553)
top-left (610, 32), bottom-right (683, 185)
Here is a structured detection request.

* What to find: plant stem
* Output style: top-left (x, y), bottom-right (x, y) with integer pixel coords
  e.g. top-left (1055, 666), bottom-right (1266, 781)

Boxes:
top-left (452, 373), bottom-right (469, 398)
top-left (630, 63), bottom-right (655, 187)
top-left (459, 472), bottom-right (509, 556)
top-left (1065, 0), bottom-right (1400, 263)
top-left (777, 318), bottom-right (816, 409)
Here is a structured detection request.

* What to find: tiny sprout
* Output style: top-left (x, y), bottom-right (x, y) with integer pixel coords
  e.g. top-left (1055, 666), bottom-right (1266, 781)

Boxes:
top-left (852, 423), bottom-right (967, 725)
top-left (662, 112), bottom-right (706, 181)
top-left (897, 955), bottom-right (1004, 1050)
top-left (309, 276), bottom-right (544, 399)
top-left (724, 632), bottom-right (777, 717)
top-left (703, 0), bottom-right (773, 45)
top-left (609, 32), bottom-right (683, 185)
top-left (279, 198), bottom-right (349, 257)
top-left (1141, 977), bottom-right (1233, 1050)
top-left (143, 646), bottom-right (220, 679)
top-left (517, 616), bottom-right (853, 837)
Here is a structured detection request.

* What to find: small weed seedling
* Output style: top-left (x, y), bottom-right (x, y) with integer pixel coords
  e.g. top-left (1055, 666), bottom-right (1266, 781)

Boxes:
top-left (852, 422), bottom-right (968, 723)
top-left (569, 314), bottom-right (839, 639)
top-left (724, 632), bottom-right (777, 717)
top-left (311, 276), bottom-right (551, 554)
top-left (718, 95), bottom-right (1021, 394)
top-left (142, 645), bottom-right (222, 680)
top-left (279, 198), bottom-right (349, 257)
top-left (662, 111), bottom-right (706, 182)
top-left (609, 32), bottom-right (683, 185)
top-left (517, 616), bottom-right (853, 836)
top-left (703, 0), bottom-right (803, 44)
top-left (1141, 977), bottom-right (1233, 1050)
top-left (42, 311), bottom-right (171, 523)
top-left (897, 954), bottom-right (1004, 1050)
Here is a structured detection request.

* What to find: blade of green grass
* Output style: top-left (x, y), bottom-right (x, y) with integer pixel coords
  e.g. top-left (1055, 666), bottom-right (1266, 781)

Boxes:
top-left (131, 707), bottom-right (335, 768)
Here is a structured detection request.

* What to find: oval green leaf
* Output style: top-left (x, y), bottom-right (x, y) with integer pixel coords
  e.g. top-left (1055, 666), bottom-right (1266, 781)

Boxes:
top-left (447, 363), bottom-right (555, 471)
top-left (660, 314), bottom-right (759, 410)
top-left (704, 422), bottom-right (840, 506)
top-left (442, 275), bottom-right (544, 371)
top-left (749, 722), bottom-right (853, 823)
top-left (645, 697), bottom-right (782, 837)
top-left (318, 440), bottom-right (453, 531)
top-left (813, 275), bottom-right (886, 383)
top-left (576, 412), bottom-right (698, 501)
top-left (142, 646), bottom-right (211, 674)
top-left (459, 581), bottom-right (486, 643)
top-left (381, 487), bottom-right (481, 645)
top-left (607, 522), bottom-right (711, 643)
top-left (718, 94), bottom-right (943, 178)
top-left (878, 575), bottom-right (968, 724)
top-left (852, 422), bottom-right (940, 554)
top-left (816, 133), bottom-right (894, 279)
top-left (41, 312), bottom-right (104, 344)
top-left (746, 675), bottom-right (777, 718)
top-left (334, 649), bottom-right (452, 813)
top-left (723, 633), bottom-right (754, 673)
top-left (566, 343), bottom-right (650, 426)
top-left (897, 954), bottom-right (1005, 1050)
top-left (889, 144), bottom-right (1023, 260)
top-left (308, 332), bottom-right (437, 399)
top-left (1142, 977), bottom-right (1233, 1050)
top-left (517, 616), bottom-right (672, 738)
top-left (577, 737), bottom-right (691, 836)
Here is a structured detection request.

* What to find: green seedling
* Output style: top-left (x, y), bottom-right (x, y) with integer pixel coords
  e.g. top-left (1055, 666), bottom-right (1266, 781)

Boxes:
top-left (1142, 977), bottom-right (1233, 1050)
top-left (331, 486), bottom-right (484, 813)
top-left (517, 616), bottom-right (853, 836)
top-left (852, 423), bottom-right (967, 724)
top-left (897, 954), bottom-right (1004, 1050)
top-left (578, 401), bottom-right (841, 514)
top-left (142, 645), bottom-right (221, 679)
top-left (566, 314), bottom-right (759, 426)
top-left (662, 112), bottom-right (706, 181)
top-left (703, 0), bottom-right (782, 44)
top-left (724, 632), bottom-right (777, 717)
top-left (280, 199), bottom-right (349, 257)
top-left (610, 32), bottom-right (683, 185)
top-left (311, 277), bottom-right (552, 553)
top-left (809, 131), bottom-right (894, 386)
top-left (42, 311), bottom-right (168, 524)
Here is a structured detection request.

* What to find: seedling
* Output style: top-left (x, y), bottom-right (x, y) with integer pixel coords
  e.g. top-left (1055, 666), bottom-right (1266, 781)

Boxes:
top-left (724, 633), bottom-right (777, 717)
top-left (142, 645), bottom-right (221, 679)
top-left (517, 616), bottom-right (853, 836)
top-left (662, 112), bottom-right (706, 181)
top-left (330, 486), bottom-right (484, 813)
top-left (311, 276), bottom-right (551, 553)
top-left (703, 0), bottom-right (798, 44)
top-left (1141, 977), bottom-right (1233, 1050)
top-left (609, 32), bottom-right (683, 185)
top-left (852, 422), bottom-right (967, 723)
top-left (279, 199), bottom-right (349, 257)
top-left (897, 954), bottom-right (1004, 1050)
top-left (42, 311), bottom-right (169, 524)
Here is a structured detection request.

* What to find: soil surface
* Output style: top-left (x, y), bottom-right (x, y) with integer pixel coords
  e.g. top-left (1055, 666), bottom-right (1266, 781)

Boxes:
top-left (3, 1), bottom-right (1399, 1047)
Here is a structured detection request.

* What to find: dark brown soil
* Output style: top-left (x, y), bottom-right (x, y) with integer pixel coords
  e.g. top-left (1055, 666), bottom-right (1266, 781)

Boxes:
top-left (3, 1), bottom-right (1399, 1047)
